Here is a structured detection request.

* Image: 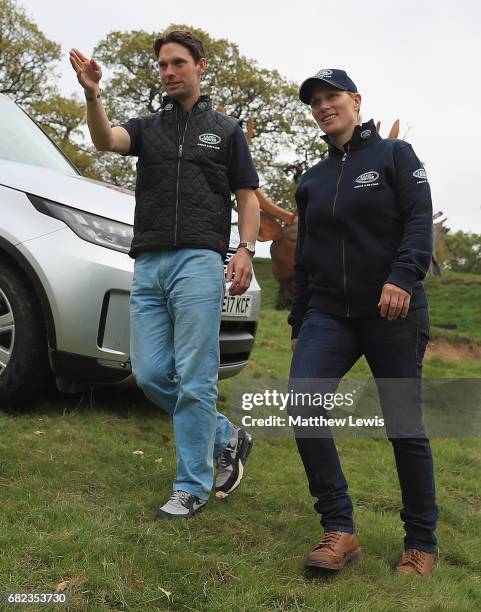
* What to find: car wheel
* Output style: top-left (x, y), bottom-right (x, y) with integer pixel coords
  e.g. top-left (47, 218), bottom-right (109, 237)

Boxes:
top-left (0, 261), bottom-right (50, 406)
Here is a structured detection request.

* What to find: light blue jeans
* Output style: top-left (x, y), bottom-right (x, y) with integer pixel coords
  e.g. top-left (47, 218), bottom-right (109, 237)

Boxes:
top-left (130, 249), bottom-right (234, 500)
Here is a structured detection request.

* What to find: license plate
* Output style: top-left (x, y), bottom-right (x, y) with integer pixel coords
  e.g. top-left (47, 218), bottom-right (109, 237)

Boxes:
top-left (222, 294), bottom-right (252, 317)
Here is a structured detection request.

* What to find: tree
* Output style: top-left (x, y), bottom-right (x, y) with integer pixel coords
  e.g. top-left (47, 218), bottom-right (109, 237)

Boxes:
top-left (265, 115), bottom-right (328, 210)
top-left (0, 0), bottom-right (60, 107)
top-left (442, 231), bottom-right (481, 274)
top-left (0, 0), bottom-right (105, 180)
top-left (29, 94), bottom-right (100, 177)
top-left (1, 8), bottom-right (325, 200)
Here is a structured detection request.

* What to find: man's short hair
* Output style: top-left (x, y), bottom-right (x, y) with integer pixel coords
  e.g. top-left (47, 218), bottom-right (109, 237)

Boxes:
top-left (153, 30), bottom-right (205, 63)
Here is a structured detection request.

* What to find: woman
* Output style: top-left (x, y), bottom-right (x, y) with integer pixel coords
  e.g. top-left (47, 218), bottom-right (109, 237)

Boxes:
top-left (288, 69), bottom-right (437, 576)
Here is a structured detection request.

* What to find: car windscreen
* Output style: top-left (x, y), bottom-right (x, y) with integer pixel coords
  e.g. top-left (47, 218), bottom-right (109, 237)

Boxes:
top-left (0, 96), bottom-right (79, 175)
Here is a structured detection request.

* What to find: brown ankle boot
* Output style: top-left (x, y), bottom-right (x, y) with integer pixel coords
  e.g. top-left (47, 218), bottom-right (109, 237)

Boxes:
top-left (304, 531), bottom-right (362, 570)
top-left (395, 549), bottom-right (434, 576)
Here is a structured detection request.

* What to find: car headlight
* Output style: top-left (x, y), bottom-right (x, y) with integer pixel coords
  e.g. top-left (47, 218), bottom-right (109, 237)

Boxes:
top-left (28, 194), bottom-right (133, 254)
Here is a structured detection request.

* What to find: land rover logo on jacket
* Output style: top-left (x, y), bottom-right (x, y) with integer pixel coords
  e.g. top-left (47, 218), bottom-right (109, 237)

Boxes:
top-left (413, 168), bottom-right (427, 179)
top-left (355, 171), bottom-right (379, 184)
top-left (199, 133), bottom-right (221, 145)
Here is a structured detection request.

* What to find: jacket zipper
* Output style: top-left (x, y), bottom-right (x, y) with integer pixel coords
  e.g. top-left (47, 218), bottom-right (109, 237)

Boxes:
top-left (331, 146), bottom-right (350, 317)
top-left (174, 108), bottom-right (193, 246)
top-left (331, 149), bottom-right (348, 216)
top-left (342, 237), bottom-right (350, 317)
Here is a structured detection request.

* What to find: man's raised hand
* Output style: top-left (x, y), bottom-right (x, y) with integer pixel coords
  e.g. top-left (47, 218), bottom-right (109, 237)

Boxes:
top-left (69, 48), bottom-right (102, 93)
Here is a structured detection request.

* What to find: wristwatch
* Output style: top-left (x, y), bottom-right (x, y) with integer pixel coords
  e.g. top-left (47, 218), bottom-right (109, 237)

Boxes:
top-left (237, 242), bottom-right (256, 255)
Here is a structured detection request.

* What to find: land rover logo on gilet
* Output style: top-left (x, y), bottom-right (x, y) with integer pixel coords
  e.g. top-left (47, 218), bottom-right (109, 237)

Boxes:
top-left (355, 171), bottom-right (379, 184)
top-left (164, 103), bottom-right (173, 111)
top-left (316, 69), bottom-right (333, 77)
top-left (199, 133), bottom-right (221, 145)
top-left (360, 129), bottom-right (371, 139)
top-left (413, 168), bottom-right (427, 179)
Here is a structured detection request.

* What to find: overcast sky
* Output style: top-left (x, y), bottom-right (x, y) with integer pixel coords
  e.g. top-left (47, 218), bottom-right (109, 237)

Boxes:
top-left (18, 0), bottom-right (480, 238)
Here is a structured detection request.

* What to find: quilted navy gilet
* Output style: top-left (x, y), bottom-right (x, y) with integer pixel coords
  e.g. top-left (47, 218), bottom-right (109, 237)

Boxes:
top-left (129, 94), bottom-right (239, 259)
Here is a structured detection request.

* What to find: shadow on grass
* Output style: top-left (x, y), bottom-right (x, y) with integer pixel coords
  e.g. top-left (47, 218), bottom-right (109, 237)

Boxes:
top-left (2, 383), bottom-right (161, 419)
top-left (303, 566), bottom-right (340, 582)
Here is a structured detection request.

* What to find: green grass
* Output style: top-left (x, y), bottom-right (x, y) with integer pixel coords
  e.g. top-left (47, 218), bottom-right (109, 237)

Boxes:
top-left (0, 264), bottom-right (480, 610)
top-left (425, 271), bottom-right (481, 343)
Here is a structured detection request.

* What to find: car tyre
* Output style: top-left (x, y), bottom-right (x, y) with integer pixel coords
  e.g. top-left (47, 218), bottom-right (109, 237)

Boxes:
top-left (0, 261), bottom-right (51, 407)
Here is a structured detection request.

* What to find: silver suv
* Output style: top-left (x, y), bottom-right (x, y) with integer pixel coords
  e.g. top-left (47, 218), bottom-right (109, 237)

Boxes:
top-left (0, 94), bottom-right (260, 404)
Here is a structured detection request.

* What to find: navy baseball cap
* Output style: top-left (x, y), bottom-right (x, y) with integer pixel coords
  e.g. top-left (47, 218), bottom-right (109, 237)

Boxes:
top-left (299, 69), bottom-right (358, 104)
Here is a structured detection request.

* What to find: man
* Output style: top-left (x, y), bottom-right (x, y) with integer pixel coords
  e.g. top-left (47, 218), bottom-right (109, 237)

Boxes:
top-left (69, 30), bottom-right (259, 518)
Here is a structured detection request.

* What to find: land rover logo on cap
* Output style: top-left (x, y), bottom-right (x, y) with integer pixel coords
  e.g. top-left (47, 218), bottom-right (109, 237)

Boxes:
top-left (316, 69), bottom-right (333, 77)
top-left (164, 103), bottom-right (174, 111)
top-left (360, 129), bottom-right (371, 139)
top-left (413, 168), bottom-right (427, 179)
top-left (355, 171), bottom-right (379, 184)
top-left (199, 133), bottom-right (221, 145)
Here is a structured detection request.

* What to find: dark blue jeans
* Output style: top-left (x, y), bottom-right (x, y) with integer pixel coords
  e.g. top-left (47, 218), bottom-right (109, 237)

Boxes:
top-left (288, 308), bottom-right (438, 553)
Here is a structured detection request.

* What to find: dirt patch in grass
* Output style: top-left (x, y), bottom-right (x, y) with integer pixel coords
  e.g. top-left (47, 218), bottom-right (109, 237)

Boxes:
top-left (426, 338), bottom-right (481, 360)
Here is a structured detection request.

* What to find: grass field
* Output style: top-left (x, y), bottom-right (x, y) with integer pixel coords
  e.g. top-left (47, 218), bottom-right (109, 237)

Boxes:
top-left (0, 262), bottom-right (480, 611)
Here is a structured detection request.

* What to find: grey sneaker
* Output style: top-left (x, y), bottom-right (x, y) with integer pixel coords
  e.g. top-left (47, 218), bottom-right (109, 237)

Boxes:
top-left (155, 490), bottom-right (207, 519)
top-left (215, 426), bottom-right (253, 498)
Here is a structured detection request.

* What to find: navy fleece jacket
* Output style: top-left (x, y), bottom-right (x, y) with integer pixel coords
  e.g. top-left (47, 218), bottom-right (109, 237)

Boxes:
top-left (288, 119), bottom-right (433, 339)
